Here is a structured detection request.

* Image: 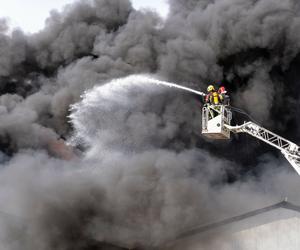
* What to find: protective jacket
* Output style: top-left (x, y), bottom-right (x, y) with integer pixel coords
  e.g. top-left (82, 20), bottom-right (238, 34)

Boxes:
top-left (206, 91), bottom-right (223, 105)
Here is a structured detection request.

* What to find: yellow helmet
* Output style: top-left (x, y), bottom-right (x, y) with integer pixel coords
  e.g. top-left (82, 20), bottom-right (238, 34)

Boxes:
top-left (207, 85), bottom-right (215, 92)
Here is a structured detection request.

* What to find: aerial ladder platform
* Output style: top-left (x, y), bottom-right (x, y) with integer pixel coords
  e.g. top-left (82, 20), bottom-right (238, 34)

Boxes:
top-left (202, 105), bottom-right (300, 175)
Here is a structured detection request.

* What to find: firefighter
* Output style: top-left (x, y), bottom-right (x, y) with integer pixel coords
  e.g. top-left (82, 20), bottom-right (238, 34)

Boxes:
top-left (205, 85), bottom-right (223, 105)
top-left (216, 81), bottom-right (230, 105)
top-left (205, 84), bottom-right (224, 119)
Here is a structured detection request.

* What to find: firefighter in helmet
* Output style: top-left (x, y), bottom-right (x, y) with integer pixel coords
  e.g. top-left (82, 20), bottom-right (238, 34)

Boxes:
top-left (216, 81), bottom-right (230, 105)
top-left (205, 84), bottom-right (224, 119)
top-left (205, 85), bottom-right (224, 105)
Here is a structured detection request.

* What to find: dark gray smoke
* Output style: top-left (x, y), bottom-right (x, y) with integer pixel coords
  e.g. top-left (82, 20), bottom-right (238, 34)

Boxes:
top-left (0, 0), bottom-right (300, 249)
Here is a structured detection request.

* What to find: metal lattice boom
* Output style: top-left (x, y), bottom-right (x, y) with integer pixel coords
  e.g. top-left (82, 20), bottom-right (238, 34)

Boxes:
top-left (225, 122), bottom-right (300, 175)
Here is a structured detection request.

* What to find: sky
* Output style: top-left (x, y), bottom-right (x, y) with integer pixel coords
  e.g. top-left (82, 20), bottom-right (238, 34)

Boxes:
top-left (0, 0), bottom-right (169, 33)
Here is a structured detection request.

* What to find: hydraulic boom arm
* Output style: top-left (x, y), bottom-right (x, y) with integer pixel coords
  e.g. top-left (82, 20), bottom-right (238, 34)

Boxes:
top-left (225, 122), bottom-right (300, 175)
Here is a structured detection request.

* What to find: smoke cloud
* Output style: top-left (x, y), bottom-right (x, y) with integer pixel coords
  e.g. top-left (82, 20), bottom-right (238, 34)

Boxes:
top-left (0, 0), bottom-right (299, 249)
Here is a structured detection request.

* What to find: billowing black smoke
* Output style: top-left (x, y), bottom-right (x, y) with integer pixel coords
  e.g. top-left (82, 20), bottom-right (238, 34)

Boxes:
top-left (0, 0), bottom-right (300, 249)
